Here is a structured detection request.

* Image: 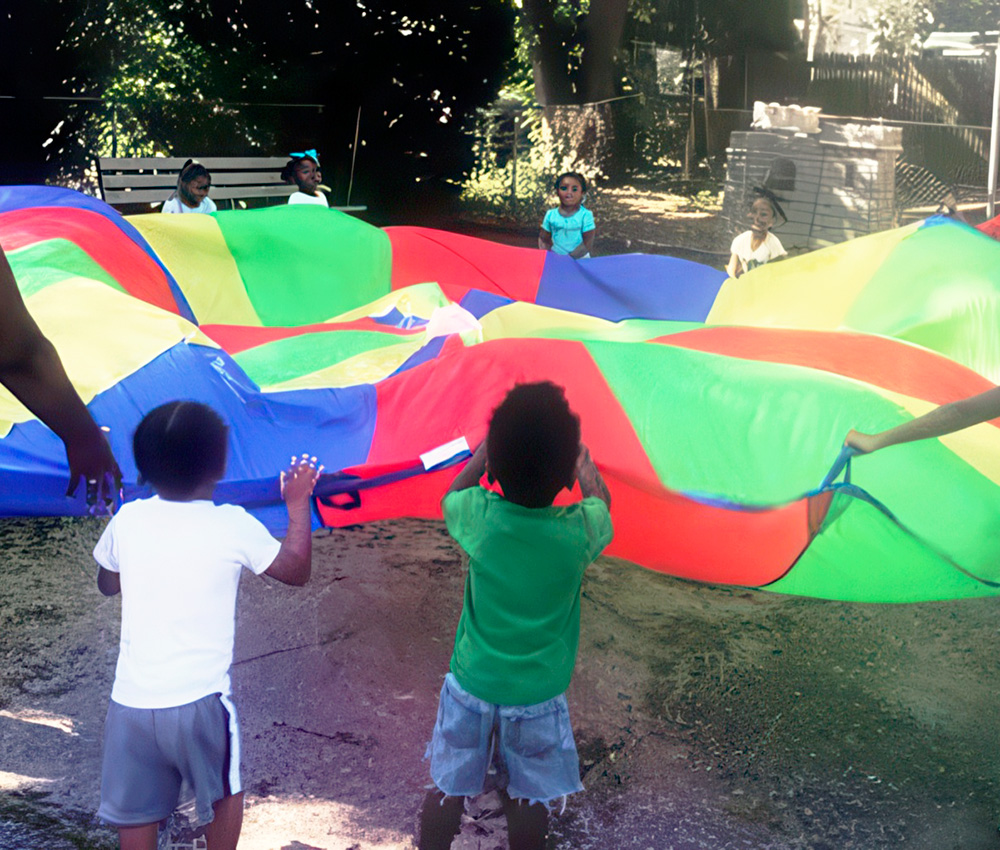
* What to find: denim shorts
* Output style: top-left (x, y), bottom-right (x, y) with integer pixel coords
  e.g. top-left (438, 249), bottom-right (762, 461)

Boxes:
top-left (426, 673), bottom-right (584, 805)
top-left (98, 692), bottom-right (241, 827)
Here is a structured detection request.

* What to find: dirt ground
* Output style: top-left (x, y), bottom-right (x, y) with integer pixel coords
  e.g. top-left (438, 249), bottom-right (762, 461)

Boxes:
top-left (4, 194), bottom-right (1000, 850)
top-left (2, 513), bottom-right (1000, 850)
top-left (445, 181), bottom-right (732, 268)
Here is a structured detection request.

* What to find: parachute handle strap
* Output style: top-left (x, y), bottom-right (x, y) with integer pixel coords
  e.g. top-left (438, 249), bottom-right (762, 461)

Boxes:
top-left (819, 444), bottom-right (859, 490)
top-left (316, 472), bottom-right (363, 511)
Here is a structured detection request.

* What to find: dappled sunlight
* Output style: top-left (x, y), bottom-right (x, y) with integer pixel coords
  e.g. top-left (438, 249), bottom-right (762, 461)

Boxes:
top-left (0, 770), bottom-right (57, 792)
top-left (240, 796), bottom-right (414, 850)
top-left (0, 709), bottom-right (77, 735)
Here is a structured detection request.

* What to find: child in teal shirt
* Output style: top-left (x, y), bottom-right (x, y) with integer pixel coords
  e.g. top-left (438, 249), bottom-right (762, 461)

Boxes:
top-left (419, 381), bottom-right (613, 850)
top-left (538, 172), bottom-right (596, 259)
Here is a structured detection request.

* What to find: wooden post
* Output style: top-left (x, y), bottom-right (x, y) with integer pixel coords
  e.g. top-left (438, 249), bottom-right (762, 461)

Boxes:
top-left (511, 109), bottom-right (519, 213)
top-left (988, 31), bottom-right (1000, 219)
top-left (347, 106), bottom-right (361, 207)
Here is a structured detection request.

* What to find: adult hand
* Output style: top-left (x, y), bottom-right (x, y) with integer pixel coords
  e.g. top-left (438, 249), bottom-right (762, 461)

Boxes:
top-left (65, 426), bottom-right (122, 513)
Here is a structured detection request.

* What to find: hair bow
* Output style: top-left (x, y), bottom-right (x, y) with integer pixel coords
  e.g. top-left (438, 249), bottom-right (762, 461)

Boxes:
top-left (289, 149), bottom-right (320, 165)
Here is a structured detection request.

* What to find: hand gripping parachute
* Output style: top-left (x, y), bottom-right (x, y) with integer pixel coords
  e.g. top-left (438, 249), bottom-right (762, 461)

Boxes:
top-left (2, 185), bottom-right (1000, 603)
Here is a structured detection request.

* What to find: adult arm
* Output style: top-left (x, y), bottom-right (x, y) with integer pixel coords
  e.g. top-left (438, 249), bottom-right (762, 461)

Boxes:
top-left (446, 440), bottom-right (487, 496)
top-left (264, 456), bottom-right (322, 586)
top-left (0, 246), bottom-right (120, 499)
top-left (576, 444), bottom-right (611, 509)
top-left (845, 386), bottom-right (1000, 455)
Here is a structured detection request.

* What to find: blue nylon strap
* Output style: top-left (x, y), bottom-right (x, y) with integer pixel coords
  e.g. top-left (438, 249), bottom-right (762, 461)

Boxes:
top-left (814, 444), bottom-right (899, 521)
top-left (818, 444), bottom-right (859, 490)
top-left (120, 448), bottom-right (472, 510)
top-left (810, 446), bottom-right (1000, 588)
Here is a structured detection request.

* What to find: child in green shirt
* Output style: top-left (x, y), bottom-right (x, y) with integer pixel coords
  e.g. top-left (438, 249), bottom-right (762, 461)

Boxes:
top-left (419, 381), bottom-right (613, 850)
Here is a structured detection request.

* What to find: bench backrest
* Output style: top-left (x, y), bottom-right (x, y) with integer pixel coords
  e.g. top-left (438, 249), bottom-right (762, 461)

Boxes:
top-left (96, 156), bottom-right (295, 207)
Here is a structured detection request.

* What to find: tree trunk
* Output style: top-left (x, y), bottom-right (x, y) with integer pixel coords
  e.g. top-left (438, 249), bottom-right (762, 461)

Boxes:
top-left (521, 0), bottom-right (575, 105)
top-left (578, 0), bottom-right (630, 103)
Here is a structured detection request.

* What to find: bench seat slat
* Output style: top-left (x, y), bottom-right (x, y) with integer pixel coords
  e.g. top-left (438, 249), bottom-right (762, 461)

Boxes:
top-left (98, 156), bottom-right (289, 171)
top-left (102, 172), bottom-right (292, 189)
top-left (96, 156), bottom-right (364, 213)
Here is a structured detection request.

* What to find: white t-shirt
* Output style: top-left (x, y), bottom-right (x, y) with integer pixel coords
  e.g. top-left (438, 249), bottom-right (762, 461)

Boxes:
top-left (162, 195), bottom-right (218, 214)
top-left (94, 496), bottom-right (281, 709)
top-left (729, 230), bottom-right (786, 276)
top-left (288, 191), bottom-right (329, 207)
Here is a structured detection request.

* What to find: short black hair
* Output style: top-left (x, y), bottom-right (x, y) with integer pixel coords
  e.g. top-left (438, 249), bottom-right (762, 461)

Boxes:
top-left (554, 171), bottom-right (588, 193)
top-left (487, 382), bottom-right (581, 508)
top-left (750, 186), bottom-right (787, 225)
top-left (133, 401), bottom-right (228, 496)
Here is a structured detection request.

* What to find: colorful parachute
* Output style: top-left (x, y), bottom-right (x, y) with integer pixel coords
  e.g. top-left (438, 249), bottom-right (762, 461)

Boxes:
top-left (3, 184), bottom-right (1000, 603)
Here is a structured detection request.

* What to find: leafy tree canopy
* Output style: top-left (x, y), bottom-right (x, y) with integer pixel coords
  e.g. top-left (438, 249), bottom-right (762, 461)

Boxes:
top-left (929, 0), bottom-right (1000, 33)
top-left (1, 0), bottom-right (515, 210)
top-left (519, 0), bottom-right (799, 106)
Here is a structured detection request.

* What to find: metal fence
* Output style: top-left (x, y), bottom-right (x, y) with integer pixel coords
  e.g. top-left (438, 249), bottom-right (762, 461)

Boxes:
top-left (465, 96), bottom-right (991, 218)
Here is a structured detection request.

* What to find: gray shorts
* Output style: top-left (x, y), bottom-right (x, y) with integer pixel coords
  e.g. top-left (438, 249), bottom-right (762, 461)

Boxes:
top-left (426, 673), bottom-right (584, 805)
top-left (98, 692), bottom-right (241, 827)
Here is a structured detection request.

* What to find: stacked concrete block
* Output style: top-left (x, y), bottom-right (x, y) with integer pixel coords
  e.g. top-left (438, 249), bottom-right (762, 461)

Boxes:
top-left (723, 103), bottom-right (902, 251)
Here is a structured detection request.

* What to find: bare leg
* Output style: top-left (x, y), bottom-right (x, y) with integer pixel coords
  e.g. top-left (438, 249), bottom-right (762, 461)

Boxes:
top-left (204, 791), bottom-right (244, 850)
top-left (417, 789), bottom-right (464, 850)
top-left (117, 823), bottom-right (158, 850)
top-left (500, 791), bottom-right (548, 850)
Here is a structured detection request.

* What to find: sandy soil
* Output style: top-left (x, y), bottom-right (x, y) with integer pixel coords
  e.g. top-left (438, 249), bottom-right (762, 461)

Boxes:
top-left (449, 181), bottom-right (732, 268)
top-left (4, 197), bottom-right (1000, 849)
top-left (2, 514), bottom-right (1000, 850)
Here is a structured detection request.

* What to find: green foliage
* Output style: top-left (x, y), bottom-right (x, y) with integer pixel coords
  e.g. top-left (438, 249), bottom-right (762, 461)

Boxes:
top-left (461, 92), bottom-right (560, 220)
top-left (648, 0), bottom-right (800, 55)
top-left (46, 0), bottom-right (261, 188)
top-left (868, 0), bottom-right (935, 57)
top-left (4, 0), bottom-right (515, 203)
top-left (930, 0), bottom-right (1000, 32)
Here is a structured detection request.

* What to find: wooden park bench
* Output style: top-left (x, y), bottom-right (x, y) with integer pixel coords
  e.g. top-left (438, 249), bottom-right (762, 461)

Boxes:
top-left (95, 156), bottom-right (366, 213)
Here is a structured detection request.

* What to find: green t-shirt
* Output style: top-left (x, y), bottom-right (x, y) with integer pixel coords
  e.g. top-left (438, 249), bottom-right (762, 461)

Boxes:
top-left (443, 486), bottom-right (614, 706)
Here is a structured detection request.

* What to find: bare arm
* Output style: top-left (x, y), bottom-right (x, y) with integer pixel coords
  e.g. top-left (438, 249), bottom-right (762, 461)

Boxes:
top-left (570, 228), bottom-right (595, 259)
top-left (726, 252), bottom-right (742, 279)
top-left (538, 228), bottom-right (553, 251)
top-left (446, 441), bottom-right (487, 496)
top-left (264, 456), bottom-right (322, 586)
top-left (0, 246), bottom-right (120, 500)
top-left (576, 444), bottom-right (611, 509)
top-left (97, 566), bottom-right (120, 596)
top-left (845, 386), bottom-right (1000, 455)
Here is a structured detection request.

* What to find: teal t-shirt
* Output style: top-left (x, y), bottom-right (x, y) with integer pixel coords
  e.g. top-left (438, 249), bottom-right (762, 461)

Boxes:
top-left (542, 206), bottom-right (596, 255)
top-left (443, 487), bottom-right (614, 706)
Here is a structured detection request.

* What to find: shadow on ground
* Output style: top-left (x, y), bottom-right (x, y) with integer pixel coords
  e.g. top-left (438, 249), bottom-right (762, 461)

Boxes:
top-left (2, 517), bottom-right (1000, 849)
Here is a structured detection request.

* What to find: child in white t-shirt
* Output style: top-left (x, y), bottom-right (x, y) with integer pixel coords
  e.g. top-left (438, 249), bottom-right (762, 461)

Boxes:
top-left (162, 160), bottom-right (218, 214)
top-left (94, 400), bottom-right (321, 850)
top-left (726, 190), bottom-right (787, 278)
top-left (281, 152), bottom-right (329, 207)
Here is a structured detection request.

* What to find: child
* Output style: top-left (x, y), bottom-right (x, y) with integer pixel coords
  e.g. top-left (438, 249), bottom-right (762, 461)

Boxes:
top-left (162, 160), bottom-right (217, 214)
top-left (726, 188), bottom-right (787, 279)
top-left (281, 152), bottom-right (329, 207)
top-left (93, 401), bottom-right (321, 850)
top-left (538, 172), bottom-right (596, 259)
top-left (419, 382), bottom-right (613, 850)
